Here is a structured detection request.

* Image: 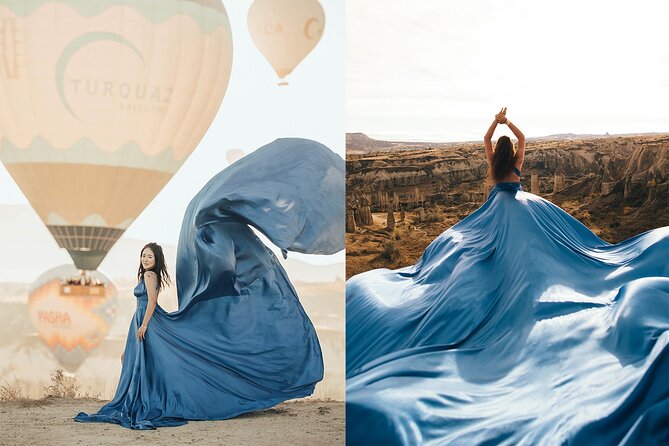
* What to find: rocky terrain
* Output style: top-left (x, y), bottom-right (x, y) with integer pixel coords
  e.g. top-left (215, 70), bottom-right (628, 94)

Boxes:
top-left (346, 133), bottom-right (669, 278)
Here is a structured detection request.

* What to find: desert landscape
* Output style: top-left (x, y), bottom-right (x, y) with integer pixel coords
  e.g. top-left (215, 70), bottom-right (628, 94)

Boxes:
top-left (0, 397), bottom-right (343, 446)
top-left (0, 206), bottom-right (344, 444)
top-left (346, 132), bottom-right (669, 278)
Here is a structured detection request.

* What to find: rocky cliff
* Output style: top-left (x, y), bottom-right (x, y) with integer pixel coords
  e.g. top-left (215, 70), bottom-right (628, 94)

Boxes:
top-left (346, 133), bottom-right (669, 278)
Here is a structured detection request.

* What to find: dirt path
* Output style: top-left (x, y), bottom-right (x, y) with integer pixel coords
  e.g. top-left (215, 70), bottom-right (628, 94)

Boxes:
top-left (0, 397), bottom-right (344, 446)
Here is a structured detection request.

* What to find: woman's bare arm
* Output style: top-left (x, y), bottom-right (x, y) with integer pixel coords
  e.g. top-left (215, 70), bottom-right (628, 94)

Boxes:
top-left (484, 118), bottom-right (498, 166)
top-left (506, 120), bottom-right (526, 169)
top-left (137, 271), bottom-right (159, 340)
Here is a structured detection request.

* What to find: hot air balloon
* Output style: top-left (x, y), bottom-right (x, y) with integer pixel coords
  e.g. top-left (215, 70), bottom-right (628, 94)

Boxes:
top-left (225, 148), bottom-right (245, 164)
top-left (248, 0), bottom-right (325, 86)
top-left (28, 265), bottom-right (118, 371)
top-left (0, 0), bottom-right (233, 270)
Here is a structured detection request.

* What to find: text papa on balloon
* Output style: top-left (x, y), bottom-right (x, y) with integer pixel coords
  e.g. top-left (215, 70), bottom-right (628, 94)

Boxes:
top-left (38, 310), bottom-right (72, 327)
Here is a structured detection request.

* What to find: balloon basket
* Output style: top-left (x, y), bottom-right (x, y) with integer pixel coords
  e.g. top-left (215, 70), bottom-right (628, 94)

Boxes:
top-left (60, 284), bottom-right (105, 297)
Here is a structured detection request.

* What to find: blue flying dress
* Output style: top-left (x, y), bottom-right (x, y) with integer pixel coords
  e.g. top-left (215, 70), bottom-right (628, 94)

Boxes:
top-left (74, 138), bottom-right (344, 429)
top-left (346, 182), bottom-right (669, 445)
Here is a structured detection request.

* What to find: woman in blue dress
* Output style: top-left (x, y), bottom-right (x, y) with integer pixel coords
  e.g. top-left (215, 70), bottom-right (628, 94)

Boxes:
top-left (74, 138), bottom-right (344, 430)
top-left (346, 110), bottom-right (669, 445)
top-left (131, 243), bottom-right (170, 346)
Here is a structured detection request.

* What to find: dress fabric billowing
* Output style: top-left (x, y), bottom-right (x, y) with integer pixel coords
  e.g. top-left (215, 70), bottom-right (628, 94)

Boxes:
top-left (74, 138), bottom-right (344, 429)
top-left (346, 182), bottom-right (669, 445)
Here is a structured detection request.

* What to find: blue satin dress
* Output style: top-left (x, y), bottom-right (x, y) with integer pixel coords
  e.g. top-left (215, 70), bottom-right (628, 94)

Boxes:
top-left (74, 138), bottom-right (344, 429)
top-left (346, 181), bottom-right (669, 445)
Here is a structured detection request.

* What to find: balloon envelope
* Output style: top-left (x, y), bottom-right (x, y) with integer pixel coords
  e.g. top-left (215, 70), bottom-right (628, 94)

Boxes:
top-left (248, 0), bottom-right (325, 84)
top-left (225, 148), bottom-right (245, 164)
top-left (0, 0), bottom-right (233, 270)
top-left (28, 265), bottom-right (118, 371)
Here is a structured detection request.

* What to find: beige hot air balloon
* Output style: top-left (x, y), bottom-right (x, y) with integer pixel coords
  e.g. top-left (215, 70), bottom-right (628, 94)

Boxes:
top-left (225, 148), bottom-right (245, 164)
top-left (0, 0), bottom-right (233, 270)
top-left (28, 265), bottom-right (117, 371)
top-left (248, 0), bottom-right (325, 85)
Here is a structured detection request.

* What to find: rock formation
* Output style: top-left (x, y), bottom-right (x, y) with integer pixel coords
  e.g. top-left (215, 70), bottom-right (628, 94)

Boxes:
top-left (386, 205), bottom-right (395, 230)
top-left (347, 190), bottom-right (374, 227)
top-left (531, 174), bottom-right (539, 194)
top-left (415, 208), bottom-right (425, 223)
top-left (347, 133), bottom-right (669, 239)
top-left (346, 210), bottom-right (357, 233)
top-left (553, 173), bottom-right (566, 193)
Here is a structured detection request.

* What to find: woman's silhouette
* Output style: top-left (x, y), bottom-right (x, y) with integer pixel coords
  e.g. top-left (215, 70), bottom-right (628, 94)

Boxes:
top-left (346, 110), bottom-right (669, 445)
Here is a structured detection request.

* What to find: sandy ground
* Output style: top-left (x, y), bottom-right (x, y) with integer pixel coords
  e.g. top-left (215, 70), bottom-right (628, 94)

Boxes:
top-left (0, 397), bottom-right (344, 446)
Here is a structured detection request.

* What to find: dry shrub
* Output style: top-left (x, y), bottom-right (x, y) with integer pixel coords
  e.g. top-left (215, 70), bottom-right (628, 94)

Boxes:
top-left (1, 369), bottom-right (101, 402)
top-left (0, 379), bottom-right (22, 401)
top-left (43, 368), bottom-right (80, 398)
top-left (81, 386), bottom-right (103, 399)
top-left (380, 241), bottom-right (400, 261)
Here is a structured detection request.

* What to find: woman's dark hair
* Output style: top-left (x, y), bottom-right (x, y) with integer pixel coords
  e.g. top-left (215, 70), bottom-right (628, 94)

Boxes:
top-left (137, 242), bottom-right (171, 293)
top-left (489, 135), bottom-right (517, 182)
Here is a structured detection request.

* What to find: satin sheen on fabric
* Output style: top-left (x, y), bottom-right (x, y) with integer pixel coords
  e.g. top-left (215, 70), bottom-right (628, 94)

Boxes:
top-left (74, 138), bottom-right (344, 429)
top-left (346, 183), bottom-right (669, 445)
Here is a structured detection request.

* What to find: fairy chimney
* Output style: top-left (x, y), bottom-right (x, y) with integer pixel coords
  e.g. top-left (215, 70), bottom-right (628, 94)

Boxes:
top-left (531, 174), bottom-right (539, 194)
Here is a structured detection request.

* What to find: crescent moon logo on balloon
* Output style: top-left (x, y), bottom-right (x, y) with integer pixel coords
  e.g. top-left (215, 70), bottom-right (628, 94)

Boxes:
top-left (55, 32), bottom-right (144, 121)
top-left (304, 17), bottom-right (322, 39)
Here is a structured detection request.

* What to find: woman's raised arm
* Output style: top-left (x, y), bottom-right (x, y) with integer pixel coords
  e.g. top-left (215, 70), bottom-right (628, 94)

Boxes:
top-left (484, 109), bottom-right (503, 165)
top-left (505, 119), bottom-right (525, 169)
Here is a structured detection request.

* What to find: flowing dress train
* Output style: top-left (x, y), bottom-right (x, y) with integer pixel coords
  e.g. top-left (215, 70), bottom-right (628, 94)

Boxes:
top-left (74, 138), bottom-right (344, 429)
top-left (346, 182), bottom-right (669, 445)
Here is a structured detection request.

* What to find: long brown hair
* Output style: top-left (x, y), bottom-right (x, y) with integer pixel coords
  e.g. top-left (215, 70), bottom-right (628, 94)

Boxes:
top-left (489, 135), bottom-right (517, 182)
top-left (137, 242), bottom-right (172, 293)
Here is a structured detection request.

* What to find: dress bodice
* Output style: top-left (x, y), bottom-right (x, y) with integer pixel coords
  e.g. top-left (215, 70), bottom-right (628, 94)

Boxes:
top-left (488, 181), bottom-right (522, 201)
top-left (134, 278), bottom-right (148, 301)
top-left (494, 182), bottom-right (522, 192)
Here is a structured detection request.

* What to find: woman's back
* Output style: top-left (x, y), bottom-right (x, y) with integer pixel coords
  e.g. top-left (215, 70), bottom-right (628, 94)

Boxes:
top-left (495, 165), bottom-right (522, 184)
top-left (484, 108), bottom-right (525, 185)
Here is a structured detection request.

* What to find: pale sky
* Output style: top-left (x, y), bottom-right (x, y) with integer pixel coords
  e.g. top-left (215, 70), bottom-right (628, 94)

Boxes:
top-left (347, 0), bottom-right (669, 142)
top-left (0, 0), bottom-right (344, 266)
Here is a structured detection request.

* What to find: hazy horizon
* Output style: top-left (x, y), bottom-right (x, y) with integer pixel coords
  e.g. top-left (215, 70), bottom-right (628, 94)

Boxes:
top-left (347, 0), bottom-right (669, 143)
top-left (348, 129), bottom-right (669, 145)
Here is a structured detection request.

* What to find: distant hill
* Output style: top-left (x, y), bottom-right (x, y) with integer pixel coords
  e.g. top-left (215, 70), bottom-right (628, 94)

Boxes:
top-left (347, 133), bottom-right (468, 154)
top-left (347, 132), bottom-right (668, 154)
top-left (346, 132), bottom-right (396, 153)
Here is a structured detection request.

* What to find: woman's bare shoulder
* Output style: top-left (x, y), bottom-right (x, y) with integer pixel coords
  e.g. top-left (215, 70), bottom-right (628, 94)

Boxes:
top-left (144, 271), bottom-right (157, 280)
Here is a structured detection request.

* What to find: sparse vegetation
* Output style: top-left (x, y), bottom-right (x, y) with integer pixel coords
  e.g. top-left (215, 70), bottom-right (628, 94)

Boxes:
top-left (81, 386), bottom-right (103, 399)
top-left (0, 379), bottom-right (22, 401)
top-left (43, 368), bottom-right (80, 398)
top-left (1, 369), bottom-right (104, 402)
top-left (380, 241), bottom-right (400, 261)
